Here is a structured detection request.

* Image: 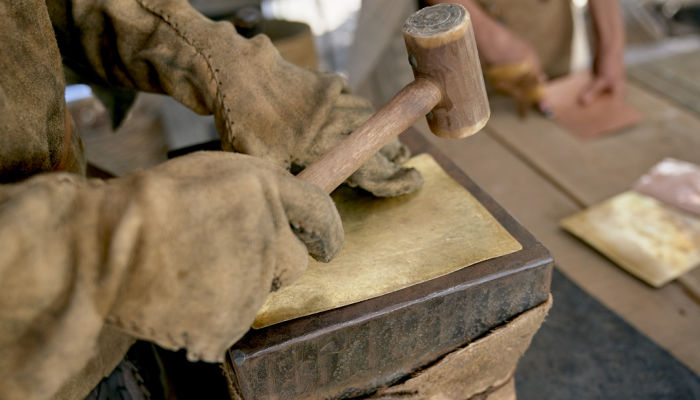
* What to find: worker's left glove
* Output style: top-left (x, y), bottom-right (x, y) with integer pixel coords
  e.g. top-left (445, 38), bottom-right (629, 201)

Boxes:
top-left (51, 0), bottom-right (422, 197)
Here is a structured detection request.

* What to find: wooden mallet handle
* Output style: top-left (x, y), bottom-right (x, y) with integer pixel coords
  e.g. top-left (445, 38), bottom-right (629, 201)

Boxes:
top-left (298, 4), bottom-right (489, 194)
top-left (298, 79), bottom-right (441, 194)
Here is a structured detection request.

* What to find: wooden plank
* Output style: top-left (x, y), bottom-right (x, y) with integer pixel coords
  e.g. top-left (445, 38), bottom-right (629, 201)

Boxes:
top-left (629, 50), bottom-right (700, 116)
top-left (413, 119), bottom-right (700, 374)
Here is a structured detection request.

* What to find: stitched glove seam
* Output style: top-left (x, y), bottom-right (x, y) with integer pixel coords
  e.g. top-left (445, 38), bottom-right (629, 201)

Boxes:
top-left (134, 0), bottom-right (235, 144)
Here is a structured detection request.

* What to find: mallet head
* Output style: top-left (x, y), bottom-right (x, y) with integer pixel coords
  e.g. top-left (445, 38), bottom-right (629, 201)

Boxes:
top-left (403, 4), bottom-right (490, 139)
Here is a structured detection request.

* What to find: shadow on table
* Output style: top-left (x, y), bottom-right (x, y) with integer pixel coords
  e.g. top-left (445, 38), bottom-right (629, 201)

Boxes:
top-left (516, 268), bottom-right (700, 399)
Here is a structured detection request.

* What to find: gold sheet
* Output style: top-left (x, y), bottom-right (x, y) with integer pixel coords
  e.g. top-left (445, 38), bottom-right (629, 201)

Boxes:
top-left (561, 191), bottom-right (700, 287)
top-left (253, 154), bottom-right (522, 328)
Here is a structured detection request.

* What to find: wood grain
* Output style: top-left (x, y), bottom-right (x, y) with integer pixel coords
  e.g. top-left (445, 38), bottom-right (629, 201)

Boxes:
top-left (403, 4), bottom-right (489, 139)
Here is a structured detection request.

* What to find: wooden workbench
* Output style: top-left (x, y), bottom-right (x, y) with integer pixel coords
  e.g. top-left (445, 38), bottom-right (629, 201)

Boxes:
top-left (414, 70), bottom-right (700, 375)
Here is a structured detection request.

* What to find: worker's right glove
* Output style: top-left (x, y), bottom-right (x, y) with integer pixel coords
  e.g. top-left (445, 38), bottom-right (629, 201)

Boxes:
top-left (103, 151), bottom-right (343, 362)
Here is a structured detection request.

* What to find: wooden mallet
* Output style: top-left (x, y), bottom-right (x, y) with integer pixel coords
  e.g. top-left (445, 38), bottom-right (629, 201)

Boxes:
top-left (298, 4), bottom-right (489, 193)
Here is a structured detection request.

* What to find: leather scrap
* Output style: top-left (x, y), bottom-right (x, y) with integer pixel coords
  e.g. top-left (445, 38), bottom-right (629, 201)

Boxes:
top-left (561, 191), bottom-right (700, 287)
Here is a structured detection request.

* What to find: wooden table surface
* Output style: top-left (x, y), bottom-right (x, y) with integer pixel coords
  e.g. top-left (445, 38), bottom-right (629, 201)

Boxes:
top-left (629, 49), bottom-right (700, 117)
top-left (412, 69), bottom-right (700, 375)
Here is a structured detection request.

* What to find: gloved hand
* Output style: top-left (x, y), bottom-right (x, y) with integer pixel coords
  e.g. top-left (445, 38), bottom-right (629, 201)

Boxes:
top-left (228, 86), bottom-right (422, 197)
top-left (48, 0), bottom-right (422, 198)
top-left (104, 152), bottom-right (343, 362)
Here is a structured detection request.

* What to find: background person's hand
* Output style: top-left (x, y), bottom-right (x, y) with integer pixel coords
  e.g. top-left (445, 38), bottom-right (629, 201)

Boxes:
top-left (480, 24), bottom-right (545, 80)
top-left (427, 0), bottom-right (547, 115)
top-left (486, 60), bottom-right (546, 117)
top-left (481, 28), bottom-right (548, 116)
top-left (579, 0), bottom-right (626, 105)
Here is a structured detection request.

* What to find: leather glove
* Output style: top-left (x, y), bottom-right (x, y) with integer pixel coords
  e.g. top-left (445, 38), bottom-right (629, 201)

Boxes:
top-left (104, 152), bottom-right (343, 362)
top-left (231, 87), bottom-right (423, 197)
top-left (486, 62), bottom-right (546, 117)
top-left (200, 31), bottom-right (423, 197)
top-left (48, 0), bottom-right (422, 197)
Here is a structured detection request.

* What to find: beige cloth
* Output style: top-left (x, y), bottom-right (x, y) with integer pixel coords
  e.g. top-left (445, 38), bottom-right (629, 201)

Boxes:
top-left (370, 295), bottom-right (552, 400)
top-left (0, 1), bottom-right (420, 399)
top-left (0, 0), bottom-right (85, 183)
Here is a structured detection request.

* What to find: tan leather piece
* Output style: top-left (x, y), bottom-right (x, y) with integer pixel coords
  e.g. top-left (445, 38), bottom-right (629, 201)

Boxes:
top-left (544, 71), bottom-right (641, 139)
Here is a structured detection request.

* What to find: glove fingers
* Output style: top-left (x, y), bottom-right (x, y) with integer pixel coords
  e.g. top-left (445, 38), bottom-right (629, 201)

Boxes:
top-left (271, 226), bottom-right (310, 289)
top-left (379, 138), bottom-right (412, 164)
top-left (277, 175), bottom-right (344, 263)
top-left (349, 152), bottom-right (423, 197)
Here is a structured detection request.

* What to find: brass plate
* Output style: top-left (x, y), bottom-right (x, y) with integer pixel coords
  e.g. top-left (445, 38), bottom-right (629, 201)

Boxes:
top-left (253, 154), bottom-right (523, 328)
top-left (562, 191), bottom-right (700, 287)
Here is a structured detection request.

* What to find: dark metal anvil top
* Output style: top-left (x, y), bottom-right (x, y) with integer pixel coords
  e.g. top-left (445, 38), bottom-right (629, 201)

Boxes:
top-left (225, 128), bottom-right (553, 400)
